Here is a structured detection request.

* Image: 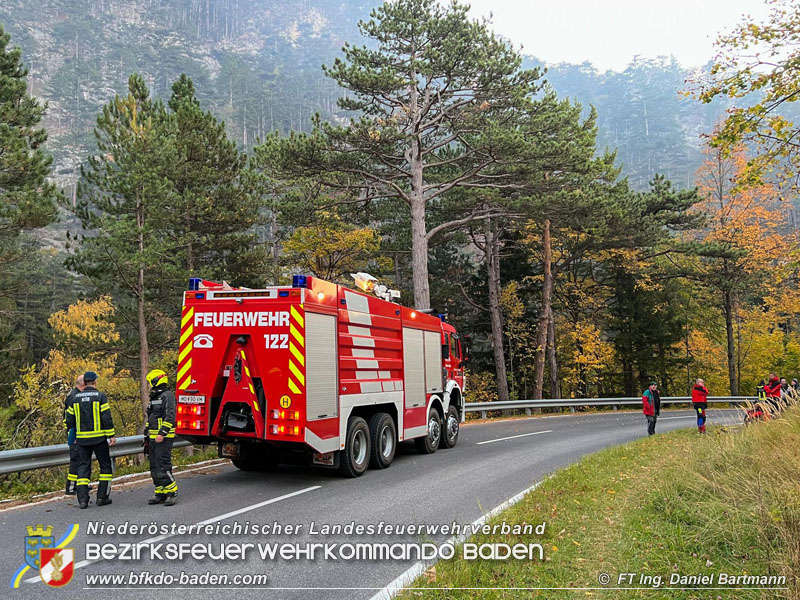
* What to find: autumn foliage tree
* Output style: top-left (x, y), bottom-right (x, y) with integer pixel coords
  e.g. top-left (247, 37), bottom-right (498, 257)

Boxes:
top-left (693, 144), bottom-right (792, 394)
top-left (6, 298), bottom-right (140, 450)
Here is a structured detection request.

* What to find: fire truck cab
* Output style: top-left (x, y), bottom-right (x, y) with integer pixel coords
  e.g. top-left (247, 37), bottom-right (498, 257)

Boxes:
top-left (175, 275), bottom-right (466, 477)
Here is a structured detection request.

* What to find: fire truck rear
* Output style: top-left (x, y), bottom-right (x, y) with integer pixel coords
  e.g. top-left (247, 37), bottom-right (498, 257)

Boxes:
top-left (175, 275), bottom-right (467, 476)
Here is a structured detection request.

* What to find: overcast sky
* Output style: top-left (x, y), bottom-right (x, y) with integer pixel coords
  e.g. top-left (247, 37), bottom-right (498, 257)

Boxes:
top-left (465, 0), bottom-right (773, 72)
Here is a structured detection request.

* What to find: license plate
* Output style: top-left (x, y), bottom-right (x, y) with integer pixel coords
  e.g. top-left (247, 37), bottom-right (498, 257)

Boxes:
top-left (312, 452), bottom-right (334, 466)
top-left (178, 395), bottom-right (205, 404)
top-left (221, 442), bottom-right (241, 458)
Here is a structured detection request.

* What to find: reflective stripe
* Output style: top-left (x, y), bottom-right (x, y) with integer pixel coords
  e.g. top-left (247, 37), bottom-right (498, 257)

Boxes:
top-left (98, 474), bottom-right (112, 481)
top-left (67, 474), bottom-right (77, 481)
top-left (163, 482), bottom-right (178, 492)
top-left (66, 406), bottom-right (74, 415)
top-left (100, 404), bottom-right (110, 412)
top-left (77, 479), bottom-right (90, 485)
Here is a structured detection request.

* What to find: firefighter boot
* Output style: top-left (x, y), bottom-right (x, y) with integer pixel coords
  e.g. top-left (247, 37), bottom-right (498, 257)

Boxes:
top-left (148, 494), bottom-right (166, 505)
top-left (163, 493), bottom-right (177, 507)
top-left (65, 479), bottom-right (76, 495)
top-left (77, 486), bottom-right (89, 509)
top-left (96, 496), bottom-right (112, 506)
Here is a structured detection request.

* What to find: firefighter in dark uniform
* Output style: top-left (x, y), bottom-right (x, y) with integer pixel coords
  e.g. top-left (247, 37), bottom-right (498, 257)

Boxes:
top-left (63, 374), bottom-right (85, 495)
top-left (145, 369), bottom-right (178, 506)
top-left (64, 371), bottom-right (116, 509)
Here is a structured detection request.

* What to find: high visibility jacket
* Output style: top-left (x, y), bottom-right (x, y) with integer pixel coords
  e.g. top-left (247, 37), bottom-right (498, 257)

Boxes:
top-left (147, 385), bottom-right (176, 439)
top-left (63, 387), bottom-right (79, 445)
top-left (64, 386), bottom-right (115, 446)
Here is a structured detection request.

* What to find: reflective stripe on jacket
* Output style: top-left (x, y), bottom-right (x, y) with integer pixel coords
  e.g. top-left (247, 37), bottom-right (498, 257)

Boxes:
top-left (64, 387), bottom-right (115, 445)
top-left (147, 386), bottom-right (176, 439)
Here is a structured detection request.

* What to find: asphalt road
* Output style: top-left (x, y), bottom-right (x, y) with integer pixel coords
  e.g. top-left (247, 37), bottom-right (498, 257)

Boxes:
top-left (1, 408), bottom-right (743, 599)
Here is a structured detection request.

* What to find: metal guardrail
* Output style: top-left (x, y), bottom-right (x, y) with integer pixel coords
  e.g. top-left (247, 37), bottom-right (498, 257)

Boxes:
top-left (463, 396), bottom-right (754, 419)
top-left (0, 396), bottom-right (754, 475)
top-left (0, 436), bottom-right (191, 476)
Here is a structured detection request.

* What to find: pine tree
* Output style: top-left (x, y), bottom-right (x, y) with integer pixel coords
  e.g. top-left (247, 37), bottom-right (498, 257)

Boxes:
top-left (167, 74), bottom-right (266, 287)
top-left (258, 0), bottom-right (541, 309)
top-left (68, 74), bottom-right (178, 416)
top-left (0, 26), bottom-right (59, 401)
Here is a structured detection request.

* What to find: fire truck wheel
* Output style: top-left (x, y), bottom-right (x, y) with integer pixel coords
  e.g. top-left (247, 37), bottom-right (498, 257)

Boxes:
top-left (340, 416), bottom-right (371, 477)
top-left (414, 409), bottom-right (441, 454)
top-left (231, 458), bottom-right (259, 471)
top-left (440, 405), bottom-right (460, 449)
top-left (368, 413), bottom-right (396, 469)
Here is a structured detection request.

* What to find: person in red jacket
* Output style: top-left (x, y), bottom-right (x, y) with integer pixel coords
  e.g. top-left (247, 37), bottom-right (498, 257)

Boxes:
top-left (642, 381), bottom-right (661, 436)
top-left (765, 372), bottom-right (782, 411)
top-left (691, 378), bottom-right (709, 433)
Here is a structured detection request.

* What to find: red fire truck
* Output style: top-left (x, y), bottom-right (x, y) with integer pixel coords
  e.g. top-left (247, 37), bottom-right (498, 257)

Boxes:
top-left (174, 274), bottom-right (467, 476)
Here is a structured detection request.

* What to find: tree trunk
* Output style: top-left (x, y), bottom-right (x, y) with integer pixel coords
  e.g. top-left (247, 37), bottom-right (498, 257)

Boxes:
top-left (533, 219), bottom-right (553, 400)
top-left (485, 224), bottom-right (509, 403)
top-left (547, 307), bottom-right (559, 399)
top-left (407, 43), bottom-right (431, 311)
top-left (137, 196), bottom-right (150, 420)
top-left (723, 287), bottom-right (738, 395)
top-left (410, 197), bottom-right (430, 309)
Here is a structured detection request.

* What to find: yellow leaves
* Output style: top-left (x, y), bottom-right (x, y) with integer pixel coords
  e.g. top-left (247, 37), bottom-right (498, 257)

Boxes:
top-left (283, 222), bottom-right (389, 283)
top-left (48, 296), bottom-right (120, 346)
top-left (10, 298), bottom-right (141, 448)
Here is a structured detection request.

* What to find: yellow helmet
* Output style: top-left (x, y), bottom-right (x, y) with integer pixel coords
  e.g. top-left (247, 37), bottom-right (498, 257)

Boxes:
top-left (146, 369), bottom-right (168, 387)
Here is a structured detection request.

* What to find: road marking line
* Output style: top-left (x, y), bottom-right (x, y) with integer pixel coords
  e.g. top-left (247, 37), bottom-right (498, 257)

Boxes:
top-left (476, 430), bottom-right (553, 445)
top-left (24, 485), bottom-right (321, 584)
top-left (369, 478), bottom-right (549, 600)
top-left (659, 416), bottom-right (695, 420)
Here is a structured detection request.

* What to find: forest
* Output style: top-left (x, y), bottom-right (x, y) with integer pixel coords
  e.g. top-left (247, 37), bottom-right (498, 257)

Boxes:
top-left (2, 0), bottom-right (800, 452)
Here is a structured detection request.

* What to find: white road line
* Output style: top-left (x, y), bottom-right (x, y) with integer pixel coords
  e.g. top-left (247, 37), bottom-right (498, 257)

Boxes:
top-left (24, 485), bottom-right (321, 584)
top-left (369, 478), bottom-right (548, 600)
top-left (659, 416), bottom-right (695, 420)
top-left (476, 430), bottom-right (553, 445)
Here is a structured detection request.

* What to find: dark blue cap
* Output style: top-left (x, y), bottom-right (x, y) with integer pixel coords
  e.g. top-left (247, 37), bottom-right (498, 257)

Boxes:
top-left (83, 371), bottom-right (98, 383)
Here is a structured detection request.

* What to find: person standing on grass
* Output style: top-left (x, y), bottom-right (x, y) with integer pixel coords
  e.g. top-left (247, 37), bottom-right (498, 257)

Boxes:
top-left (642, 381), bottom-right (661, 436)
top-left (765, 372), bottom-right (782, 411)
top-left (691, 378), bottom-right (709, 434)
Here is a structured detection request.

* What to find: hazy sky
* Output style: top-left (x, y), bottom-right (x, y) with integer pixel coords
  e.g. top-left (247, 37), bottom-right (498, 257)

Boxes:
top-left (465, 0), bottom-right (773, 72)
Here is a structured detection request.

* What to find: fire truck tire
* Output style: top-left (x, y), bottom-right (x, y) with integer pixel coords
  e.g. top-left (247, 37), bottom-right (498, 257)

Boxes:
top-left (368, 413), bottom-right (396, 469)
top-left (340, 416), bottom-right (371, 477)
top-left (232, 458), bottom-right (259, 471)
top-left (414, 409), bottom-right (441, 454)
top-left (440, 405), bottom-right (460, 449)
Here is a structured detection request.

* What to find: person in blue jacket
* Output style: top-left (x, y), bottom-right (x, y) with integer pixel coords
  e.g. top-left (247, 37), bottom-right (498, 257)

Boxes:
top-left (63, 374), bottom-right (85, 495)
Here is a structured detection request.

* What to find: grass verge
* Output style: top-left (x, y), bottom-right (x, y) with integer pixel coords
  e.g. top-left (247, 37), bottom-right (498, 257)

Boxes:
top-left (402, 409), bottom-right (800, 599)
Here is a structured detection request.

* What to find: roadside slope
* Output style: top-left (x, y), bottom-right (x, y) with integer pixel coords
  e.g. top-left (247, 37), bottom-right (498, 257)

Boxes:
top-left (403, 409), bottom-right (800, 599)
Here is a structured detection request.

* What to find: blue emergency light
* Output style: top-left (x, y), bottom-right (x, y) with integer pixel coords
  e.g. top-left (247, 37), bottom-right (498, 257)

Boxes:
top-left (292, 275), bottom-right (307, 288)
top-left (189, 277), bottom-right (202, 291)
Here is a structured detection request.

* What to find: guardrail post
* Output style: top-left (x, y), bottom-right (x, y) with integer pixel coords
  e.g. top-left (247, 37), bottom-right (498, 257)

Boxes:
top-left (613, 404), bottom-right (618, 411)
top-left (570, 406), bottom-right (575, 413)
top-left (481, 410), bottom-right (487, 419)
top-left (525, 408), bottom-right (532, 416)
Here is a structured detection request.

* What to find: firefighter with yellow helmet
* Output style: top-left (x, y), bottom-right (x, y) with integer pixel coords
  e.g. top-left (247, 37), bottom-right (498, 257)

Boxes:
top-left (145, 369), bottom-right (178, 505)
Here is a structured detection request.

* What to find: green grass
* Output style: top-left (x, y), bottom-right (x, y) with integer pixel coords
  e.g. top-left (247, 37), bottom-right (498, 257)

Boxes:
top-left (0, 445), bottom-right (219, 501)
top-left (402, 409), bottom-right (800, 599)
